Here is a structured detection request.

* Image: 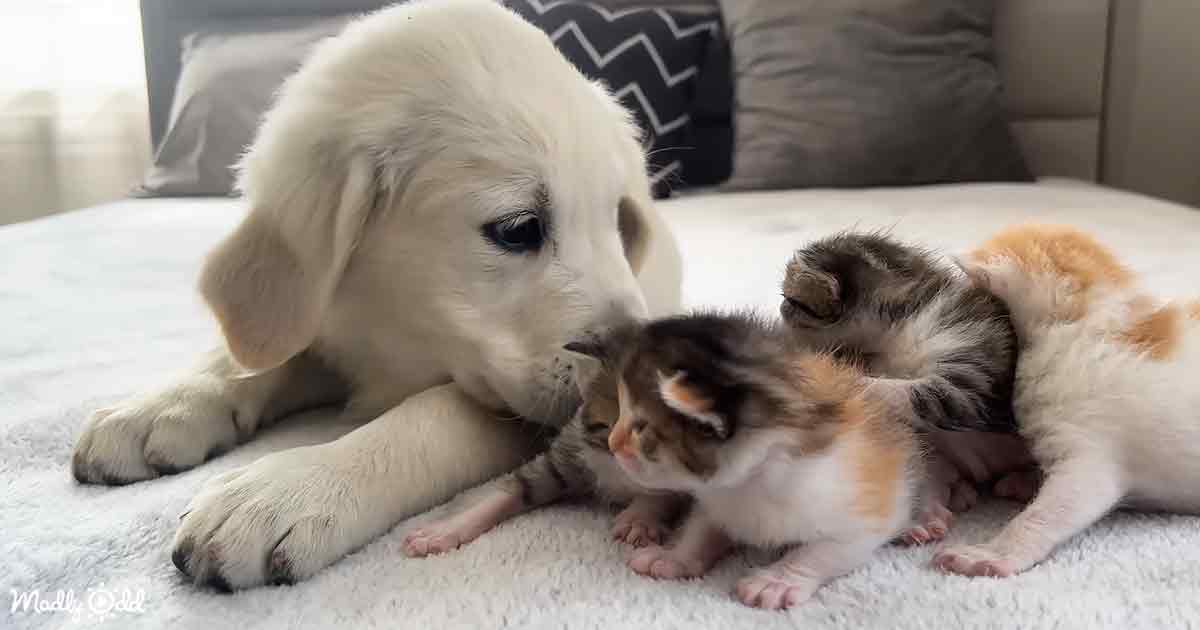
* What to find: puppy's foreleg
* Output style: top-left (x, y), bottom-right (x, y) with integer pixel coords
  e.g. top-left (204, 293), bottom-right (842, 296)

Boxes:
top-left (172, 383), bottom-right (544, 588)
top-left (935, 455), bottom-right (1124, 577)
top-left (73, 348), bottom-right (345, 484)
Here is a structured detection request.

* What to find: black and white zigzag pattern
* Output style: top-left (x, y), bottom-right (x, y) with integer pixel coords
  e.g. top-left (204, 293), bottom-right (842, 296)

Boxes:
top-left (506, 0), bottom-right (719, 197)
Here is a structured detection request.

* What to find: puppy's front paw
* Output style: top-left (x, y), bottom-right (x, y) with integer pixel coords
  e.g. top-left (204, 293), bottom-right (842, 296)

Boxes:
top-left (611, 509), bottom-right (668, 548)
top-left (172, 446), bottom-right (371, 590)
top-left (933, 544), bottom-right (1016, 578)
top-left (628, 545), bottom-right (707, 580)
top-left (735, 571), bottom-right (819, 610)
top-left (73, 384), bottom-right (240, 485)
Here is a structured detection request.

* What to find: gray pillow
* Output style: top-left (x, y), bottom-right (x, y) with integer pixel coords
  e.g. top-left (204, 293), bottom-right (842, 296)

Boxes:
top-left (134, 17), bottom-right (350, 197)
top-left (720, 0), bottom-right (1032, 191)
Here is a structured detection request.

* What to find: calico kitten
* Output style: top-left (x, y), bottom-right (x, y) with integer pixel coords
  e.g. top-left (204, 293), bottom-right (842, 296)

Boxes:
top-left (934, 224), bottom-right (1200, 577)
top-left (604, 311), bottom-right (928, 610)
top-left (403, 343), bottom-right (685, 557)
top-left (781, 231), bottom-right (1035, 541)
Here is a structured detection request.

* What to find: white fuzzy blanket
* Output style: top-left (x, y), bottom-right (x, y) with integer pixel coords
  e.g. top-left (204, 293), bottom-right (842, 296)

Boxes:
top-left (4, 180), bottom-right (1199, 629)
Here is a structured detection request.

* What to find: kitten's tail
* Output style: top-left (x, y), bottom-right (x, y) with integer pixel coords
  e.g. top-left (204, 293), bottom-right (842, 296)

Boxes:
top-left (907, 376), bottom-right (1018, 433)
top-left (867, 376), bottom-right (1018, 434)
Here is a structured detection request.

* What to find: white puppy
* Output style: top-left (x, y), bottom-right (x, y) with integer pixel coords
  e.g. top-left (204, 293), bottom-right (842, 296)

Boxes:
top-left (71, 0), bottom-right (681, 590)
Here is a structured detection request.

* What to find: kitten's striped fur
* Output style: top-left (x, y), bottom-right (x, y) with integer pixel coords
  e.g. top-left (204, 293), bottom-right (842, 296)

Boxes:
top-left (403, 349), bottom-right (684, 557)
top-left (781, 231), bottom-right (1019, 434)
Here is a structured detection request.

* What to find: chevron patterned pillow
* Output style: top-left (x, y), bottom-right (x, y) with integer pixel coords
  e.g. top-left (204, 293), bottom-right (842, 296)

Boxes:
top-left (505, 0), bottom-right (722, 198)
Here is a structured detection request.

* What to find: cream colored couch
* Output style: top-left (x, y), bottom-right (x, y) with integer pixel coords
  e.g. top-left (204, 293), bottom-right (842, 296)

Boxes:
top-left (1000, 0), bottom-right (1199, 208)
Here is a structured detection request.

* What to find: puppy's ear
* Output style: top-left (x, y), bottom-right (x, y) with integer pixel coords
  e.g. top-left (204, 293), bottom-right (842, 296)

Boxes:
top-left (199, 148), bottom-right (378, 371)
top-left (564, 340), bottom-right (605, 362)
top-left (657, 370), bottom-right (730, 439)
top-left (618, 196), bottom-right (651, 276)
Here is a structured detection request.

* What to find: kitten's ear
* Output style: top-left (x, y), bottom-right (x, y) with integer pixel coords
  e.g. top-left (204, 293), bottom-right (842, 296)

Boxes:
top-left (951, 255), bottom-right (991, 290)
top-left (658, 370), bottom-right (730, 439)
top-left (571, 356), bottom-right (606, 399)
top-left (782, 269), bottom-right (842, 321)
top-left (564, 321), bottom-right (638, 368)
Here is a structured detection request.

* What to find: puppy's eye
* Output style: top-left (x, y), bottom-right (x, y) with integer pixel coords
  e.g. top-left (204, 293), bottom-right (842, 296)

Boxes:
top-left (484, 212), bottom-right (544, 253)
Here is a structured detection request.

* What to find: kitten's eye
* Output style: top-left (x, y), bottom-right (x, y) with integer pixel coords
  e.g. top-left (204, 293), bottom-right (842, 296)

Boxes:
top-left (484, 212), bottom-right (544, 253)
top-left (632, 419), bottom-right (648, 434)
top-left (692, 422), bottom-right (719, 440)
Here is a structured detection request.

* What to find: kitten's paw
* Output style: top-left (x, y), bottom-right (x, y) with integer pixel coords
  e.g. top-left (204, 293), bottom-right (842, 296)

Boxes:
top-left (628, 545), bottom-right (707, 580)
top-left (898, 501), bottom-right (952, 546)
top-left (402, 523), bottom-right (467, 558)
top-left (994, 470), bottom-right (1041, 503)
top-left (899, 517), bottom-right (950, 546)
top-left (948, 479), bottom-right (980, 512)
top-left (933, 544), bottom-right (1016, 578)
top-left (611, 512), bottom-right (667, 548)
top-left (735, 571), bottom-right (819, 610)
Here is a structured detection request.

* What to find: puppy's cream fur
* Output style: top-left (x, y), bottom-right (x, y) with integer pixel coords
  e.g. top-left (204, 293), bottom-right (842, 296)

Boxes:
top-left (936, 224), bottom-right (1200, 577)
top-left (71, 0), bottom-right (681, 589)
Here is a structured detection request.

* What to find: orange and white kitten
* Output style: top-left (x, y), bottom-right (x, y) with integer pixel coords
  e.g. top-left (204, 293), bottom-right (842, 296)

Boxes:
top-left (606, 311), bottom-right (926, 610)
top-left (936, 224), bottom-right (1200, 577)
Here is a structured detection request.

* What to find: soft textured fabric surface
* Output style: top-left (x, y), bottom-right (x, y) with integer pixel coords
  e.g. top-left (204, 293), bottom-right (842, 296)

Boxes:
top-left (4, 180), bottom-right (1200, 629)
top-left (720, 0), bottom-right (1032, 191)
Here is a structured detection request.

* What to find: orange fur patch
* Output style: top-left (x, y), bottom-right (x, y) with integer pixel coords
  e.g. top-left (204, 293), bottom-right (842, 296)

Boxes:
top-left (969, 224), bottom-right (1133, 320)
top-left (842, 397), bottom-right (910, 527)
top-left (791, 355), bottom-right (912, 526)
top-left (1119, 301), bottom-right (1183, 360)
top-left (658, 373), bottom-right (714, 417)
top-left (609, 379), bottom-right (634, 454)
top-left (1187, 300), bottom-right (1200, 321)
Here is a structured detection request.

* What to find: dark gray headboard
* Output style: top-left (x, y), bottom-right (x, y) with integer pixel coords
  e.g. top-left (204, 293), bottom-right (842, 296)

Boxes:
top-left (140, 1), bottom-right (392, 148)
top-left (139, 0), bottom-right (711, 148)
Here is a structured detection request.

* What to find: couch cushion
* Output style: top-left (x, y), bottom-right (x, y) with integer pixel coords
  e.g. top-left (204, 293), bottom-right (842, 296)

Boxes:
top-left (719, 0), bottom-right (1032, 193)
top-left (505, 1), bottom-right (723, 196)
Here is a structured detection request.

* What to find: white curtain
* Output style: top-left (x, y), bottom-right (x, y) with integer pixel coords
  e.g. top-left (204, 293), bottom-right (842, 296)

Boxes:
top-left (0, 1), bottom-right (151, 225)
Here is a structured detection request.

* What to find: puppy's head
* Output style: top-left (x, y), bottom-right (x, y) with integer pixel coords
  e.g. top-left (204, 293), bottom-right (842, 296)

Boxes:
top-left (198, 0), bottom-right (659, 424)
